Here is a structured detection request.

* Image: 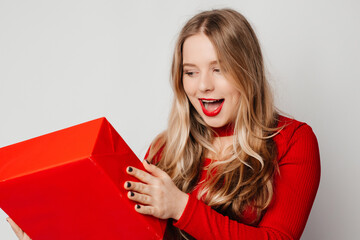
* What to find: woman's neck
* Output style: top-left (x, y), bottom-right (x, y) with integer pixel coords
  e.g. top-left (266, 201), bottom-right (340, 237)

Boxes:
top-left (205, 135), bottom-right (234, 160)
top-left (205, 124), bottom-right (235, 160)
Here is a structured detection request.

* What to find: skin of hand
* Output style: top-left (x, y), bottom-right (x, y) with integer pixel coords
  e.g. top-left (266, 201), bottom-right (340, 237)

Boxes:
top-left (6, 218), bottom-right (32, 240)
top-left (125, 160), bottom-right (189, 221)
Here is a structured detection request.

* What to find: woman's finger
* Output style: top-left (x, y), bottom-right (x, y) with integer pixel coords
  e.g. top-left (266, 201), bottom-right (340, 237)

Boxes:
top-left (23, 232), bottom-right (32, 240)
top-left (7, 217), bottom-right (24, 239)
top-left (126, 166), bottom-right (156, 184)
top-left (127, 191), bottom-right (152, 205)
top-left (142, 160), bottom-right (168, 178)
top-left (134, 204), bottom-right (158, 217)
top-left (124, 181), bottom-right (151, 195)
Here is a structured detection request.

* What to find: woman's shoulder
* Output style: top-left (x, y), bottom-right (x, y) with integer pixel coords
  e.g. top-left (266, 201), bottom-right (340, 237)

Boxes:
top-left (275, 115), bottom-right (316, 141)
top-left (274, 115), bottom-right (319, 161)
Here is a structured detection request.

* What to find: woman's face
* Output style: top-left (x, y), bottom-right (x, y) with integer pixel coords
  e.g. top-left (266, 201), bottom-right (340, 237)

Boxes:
top-left (182, 33), bottom-right (241, 128)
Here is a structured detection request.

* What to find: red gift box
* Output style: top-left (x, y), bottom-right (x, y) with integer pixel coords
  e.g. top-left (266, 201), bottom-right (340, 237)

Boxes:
top-left (0, 117), bottom-right (166, 240)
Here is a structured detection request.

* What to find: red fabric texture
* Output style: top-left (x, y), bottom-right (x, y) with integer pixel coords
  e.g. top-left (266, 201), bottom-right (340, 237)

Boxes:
top-left (145, 116), bottom-right (321, 240)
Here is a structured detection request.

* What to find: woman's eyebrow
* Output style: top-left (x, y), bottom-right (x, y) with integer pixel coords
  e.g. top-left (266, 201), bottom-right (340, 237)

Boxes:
top-left (183, 60), bottom-right (219, 68)
top-left (182, 63), bottom-right (197, 68)
top-left (209, 60), bottom-right (220, 66)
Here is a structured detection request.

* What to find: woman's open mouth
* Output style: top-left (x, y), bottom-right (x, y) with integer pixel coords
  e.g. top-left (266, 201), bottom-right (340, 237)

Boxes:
top-left (199, 98), bottom-right (225, 117)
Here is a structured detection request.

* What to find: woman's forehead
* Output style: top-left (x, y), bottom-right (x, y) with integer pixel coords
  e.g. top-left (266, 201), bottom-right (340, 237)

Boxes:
top-left (182, 34), bottom-right (219, 66)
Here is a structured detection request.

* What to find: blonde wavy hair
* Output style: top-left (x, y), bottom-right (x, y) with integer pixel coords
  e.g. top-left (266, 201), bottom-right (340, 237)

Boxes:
top-left (148, 8), bottom-right (280, 238)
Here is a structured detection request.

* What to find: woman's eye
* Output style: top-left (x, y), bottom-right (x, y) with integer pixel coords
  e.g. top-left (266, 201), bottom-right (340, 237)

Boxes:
top-left (184, 71), bottom-right (195, 76)
top-left (213, 68), bottom-right (221, 73)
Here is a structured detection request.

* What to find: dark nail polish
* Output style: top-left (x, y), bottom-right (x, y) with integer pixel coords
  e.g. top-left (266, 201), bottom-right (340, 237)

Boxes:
top-left (130, 191), bottom-right (135, 197)
top-left (126, 182), bottom-right (131, 188)
top-left (136, 204), bottom-right (141, 209)
top-left (145, 160), bottom-right (151, 165)
top-left (128, 167), bottom-right (133, 172)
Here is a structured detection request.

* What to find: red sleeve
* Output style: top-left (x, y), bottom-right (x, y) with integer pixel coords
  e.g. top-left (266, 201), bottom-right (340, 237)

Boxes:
top-left (144, 146), bottom-right (151, 160)
top-left (173, 123), bottom-right (321, 240)
top-left (144, 144), bottom-right (164, 165)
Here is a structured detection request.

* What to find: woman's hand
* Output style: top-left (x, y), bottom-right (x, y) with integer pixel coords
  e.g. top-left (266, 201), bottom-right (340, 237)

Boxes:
top-left (6, 218), bottom-right (32, 240)
top-left (125, 160), bottom-right (189, 220)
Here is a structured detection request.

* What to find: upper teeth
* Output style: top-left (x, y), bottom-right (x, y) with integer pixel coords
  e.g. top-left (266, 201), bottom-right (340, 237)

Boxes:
top-left (202, 99), bottom-right (219, 103)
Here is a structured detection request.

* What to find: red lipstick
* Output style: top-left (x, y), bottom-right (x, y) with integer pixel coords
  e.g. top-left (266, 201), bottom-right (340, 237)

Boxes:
top-left (199, 98), bottom-right (224, 117)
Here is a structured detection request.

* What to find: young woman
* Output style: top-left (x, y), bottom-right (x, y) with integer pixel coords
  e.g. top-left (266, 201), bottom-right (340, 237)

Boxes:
top-left (124, 8), bottom-right (320, 240)
top-left (8, 8), bottom-right (320, 240)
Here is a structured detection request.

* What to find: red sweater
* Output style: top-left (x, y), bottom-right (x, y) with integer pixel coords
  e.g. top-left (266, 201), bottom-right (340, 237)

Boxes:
top-left (147, 116), bottom-right (321, 240)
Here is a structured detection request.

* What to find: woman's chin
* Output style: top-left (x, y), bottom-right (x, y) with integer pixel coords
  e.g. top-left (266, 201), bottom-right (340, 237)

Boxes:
top-left (204, 119), bottom-right (229, 129)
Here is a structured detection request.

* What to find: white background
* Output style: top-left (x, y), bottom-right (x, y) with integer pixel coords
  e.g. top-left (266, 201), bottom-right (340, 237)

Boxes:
top-left (0, 0), bottom-right (359, 239)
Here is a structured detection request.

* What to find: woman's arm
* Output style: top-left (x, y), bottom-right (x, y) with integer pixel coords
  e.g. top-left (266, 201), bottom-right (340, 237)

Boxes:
top-left (127, 123), bottom-right (320, 240)
top-left (172, 124), bottom-right (321, 240)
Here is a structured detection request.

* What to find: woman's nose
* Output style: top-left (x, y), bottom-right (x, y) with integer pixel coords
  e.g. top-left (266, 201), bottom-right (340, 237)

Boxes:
top-left (198, 71), bottom-right (215, 92)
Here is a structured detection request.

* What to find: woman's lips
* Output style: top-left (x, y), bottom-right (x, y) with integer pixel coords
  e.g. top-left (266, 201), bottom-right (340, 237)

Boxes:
top-left (199, 98), bottom-right (225, 117)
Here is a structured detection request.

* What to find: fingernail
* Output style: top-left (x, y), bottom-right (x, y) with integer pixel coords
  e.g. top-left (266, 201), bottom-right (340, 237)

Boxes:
top-left (126, 182), bottom-right (131, 188)
top-left (130, 191), bottom-right (135, 197)
top-left (136, 204), bottom-right (141, 209)
top-left (128, 167), bottom-right (133, 172)
top-left (145, 160), bottom-right (151, 165)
